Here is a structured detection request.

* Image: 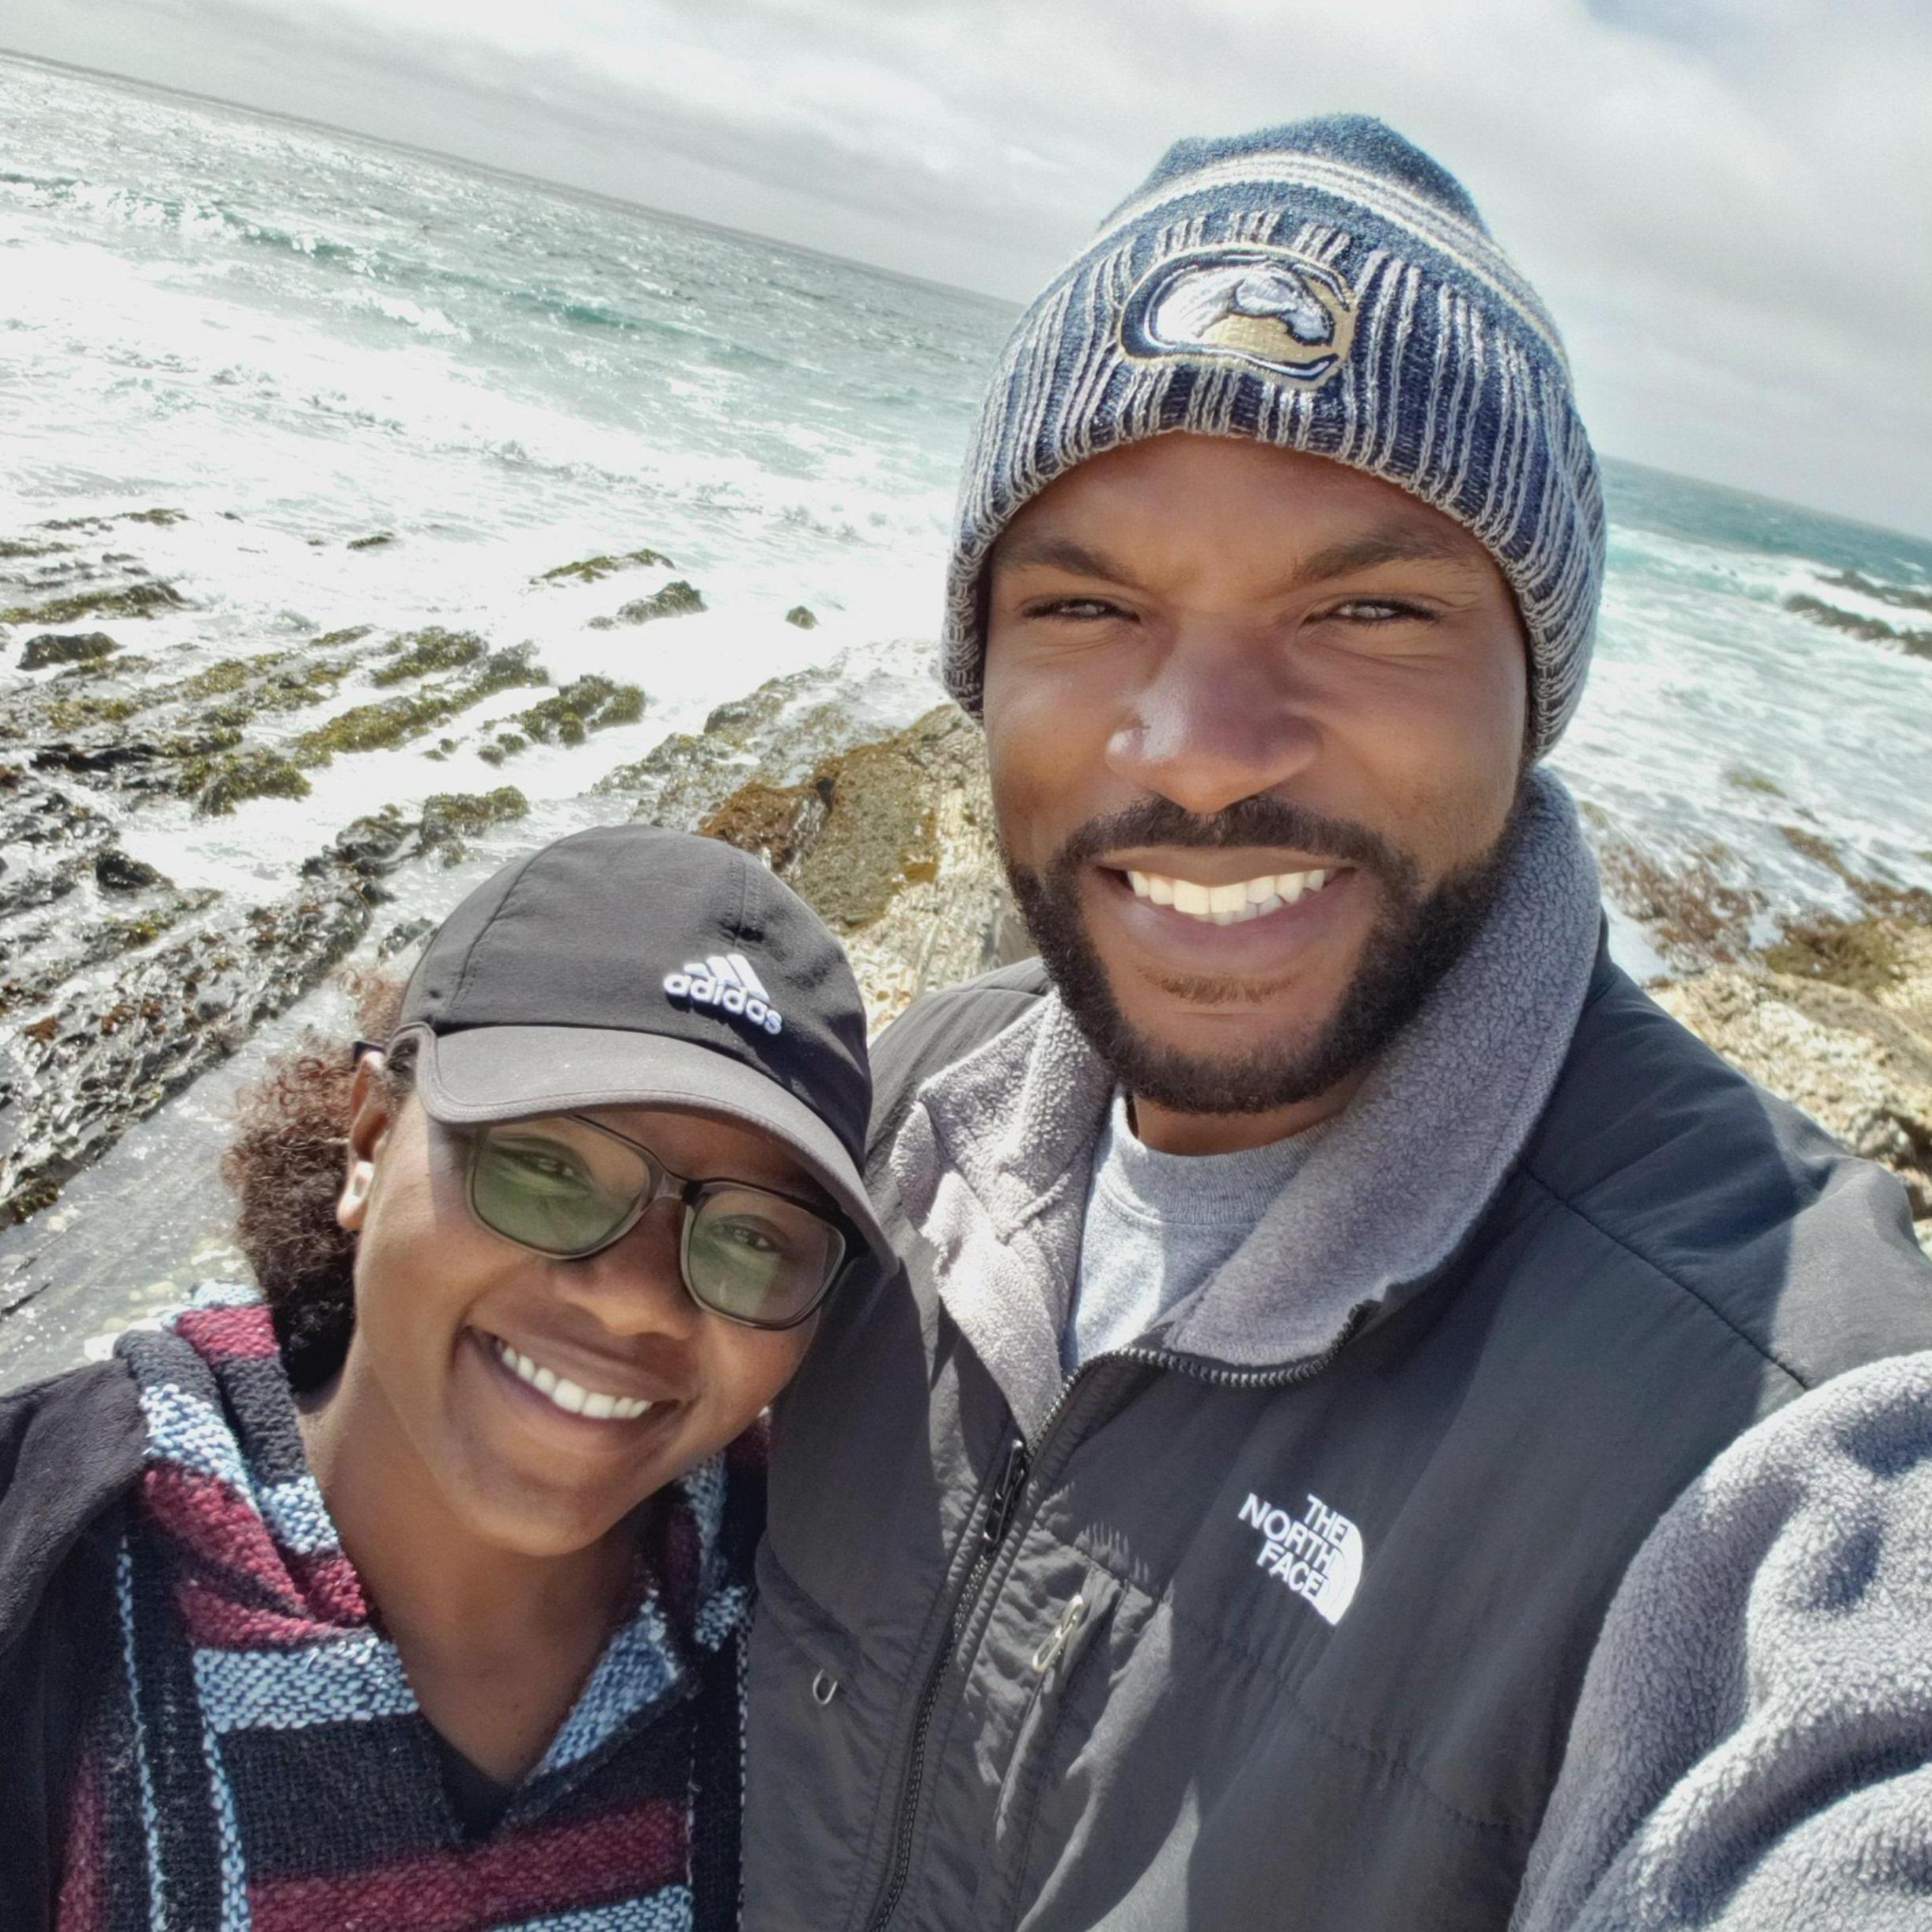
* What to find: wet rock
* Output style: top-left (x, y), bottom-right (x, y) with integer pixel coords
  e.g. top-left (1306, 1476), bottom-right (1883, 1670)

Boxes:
top-left (1820, 570), bottom-right (1932, 618)
top-left (696, 707), bottom-right (1017, 1027)
top-left (594, 661), bottom-right (1017, 1032)
top-left (535, 547), bottom-right (673, 585)
top-left (316, 805), bottom-right (415, 877)
top-left (515, 678), bottom-right (645, 744)
top-left (0, 581), bottom-right (186, 628)
top-left (1657, 949), bottom-right (1932, 1248)
top-left (288, 646), bottom-right (547, 766)
top-left (785, 605), bottom-right (818, 629)
top-left (587, 581), bottom-right (705, 628)
top-left (379, 915), bottom-right (435, 960)
top-left (419, 786), bottom-right (528, 861)
top-left (1595, 832), bottom-right (1766, 970)
top-left (1784, 592), bottom-right (1932, 661)
top-left (0, 783), bottom-right (114, 919)
top-left (93, 850), bottom-right (168, 893)
top-left (0, 866), bottom-right (373, 1225)
top-left (20, 632), bottom-right (117, 671)
top-left (187, 748), bottom-right (312, 816)
top-left (372, 626), bottom-right (487, 685)
top-left (0, 775), bottom-right (544, 1225)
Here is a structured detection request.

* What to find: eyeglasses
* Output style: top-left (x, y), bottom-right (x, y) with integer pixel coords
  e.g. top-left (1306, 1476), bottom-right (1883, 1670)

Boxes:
top-left (461, 1112), bottom-right (849, 1331)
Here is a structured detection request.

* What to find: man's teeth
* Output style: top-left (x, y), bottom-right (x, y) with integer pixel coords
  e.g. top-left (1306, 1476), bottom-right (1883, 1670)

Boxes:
top-left (491, 1338), bottom-right (654, 1421)
top-left (1127, 866), bottom-right (1333, 925)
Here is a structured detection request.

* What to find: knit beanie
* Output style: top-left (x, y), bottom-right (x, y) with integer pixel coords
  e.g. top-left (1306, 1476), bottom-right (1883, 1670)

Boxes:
top-left (942, 116), bottom-right (1605, 757)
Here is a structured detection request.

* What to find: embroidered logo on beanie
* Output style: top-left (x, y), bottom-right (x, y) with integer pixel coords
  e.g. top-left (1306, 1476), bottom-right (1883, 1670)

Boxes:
top-left (1121, 245), bottom-right (1357, 388)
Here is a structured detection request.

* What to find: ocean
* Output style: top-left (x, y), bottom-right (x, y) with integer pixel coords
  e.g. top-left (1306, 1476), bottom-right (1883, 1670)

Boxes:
top-left (3, 51), bottom-right (1930, 1379)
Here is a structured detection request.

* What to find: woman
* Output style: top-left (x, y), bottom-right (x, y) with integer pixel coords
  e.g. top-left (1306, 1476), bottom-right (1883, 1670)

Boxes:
top-left (0, 823), bottom-right (888, 1930)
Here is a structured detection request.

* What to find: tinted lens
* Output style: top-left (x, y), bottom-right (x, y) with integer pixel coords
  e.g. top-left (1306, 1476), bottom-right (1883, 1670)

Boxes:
top-left (684, 1185), bottom-right (846, 1328)
top-left (468, 1118), bottom-right (650, 1256)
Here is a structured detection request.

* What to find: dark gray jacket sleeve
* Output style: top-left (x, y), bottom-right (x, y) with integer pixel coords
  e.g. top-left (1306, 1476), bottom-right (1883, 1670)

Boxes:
top-left (1511, 1349), bottom-right (1932, 1932)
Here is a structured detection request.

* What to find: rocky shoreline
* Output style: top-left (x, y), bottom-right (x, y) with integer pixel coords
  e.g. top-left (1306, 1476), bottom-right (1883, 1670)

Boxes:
top-left (2, 506), bottom-right (1929, 1383)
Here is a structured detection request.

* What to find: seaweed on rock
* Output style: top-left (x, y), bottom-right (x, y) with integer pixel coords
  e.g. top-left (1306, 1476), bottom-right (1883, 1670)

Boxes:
top-left (534, 547), bottom-right (673, 585)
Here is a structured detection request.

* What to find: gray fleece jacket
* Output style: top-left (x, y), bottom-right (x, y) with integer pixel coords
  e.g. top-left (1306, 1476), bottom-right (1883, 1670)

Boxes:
top-left (1513, 1349), bottom-right (1932, 1932)
top-left (742, 773), bottom-right (1932, 1932)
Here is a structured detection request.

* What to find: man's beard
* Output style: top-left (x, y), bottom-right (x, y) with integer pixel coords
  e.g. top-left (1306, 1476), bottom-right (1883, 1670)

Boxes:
top-left (1003, 791), bottom-right (1526, 1116)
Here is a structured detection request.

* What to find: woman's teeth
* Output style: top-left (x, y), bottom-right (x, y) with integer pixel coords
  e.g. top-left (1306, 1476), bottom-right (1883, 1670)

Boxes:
top-left (490, 1337), bottom-right (654, 1421)
top-left (1127, 866), bottom-right (1334, 925)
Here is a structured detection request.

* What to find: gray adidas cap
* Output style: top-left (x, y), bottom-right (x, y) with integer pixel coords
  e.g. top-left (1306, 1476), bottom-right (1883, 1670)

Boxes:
top-left (392, 824), bottom-right (889, 1267)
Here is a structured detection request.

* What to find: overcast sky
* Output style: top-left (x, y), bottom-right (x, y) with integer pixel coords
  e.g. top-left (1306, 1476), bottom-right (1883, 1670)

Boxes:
top-left (7, 0), bottom-right (1931, 536)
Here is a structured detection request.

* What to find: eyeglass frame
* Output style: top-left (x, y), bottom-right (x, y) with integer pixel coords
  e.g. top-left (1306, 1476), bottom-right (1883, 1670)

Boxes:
top-left (350, 1041), bottom-right (854, 1330)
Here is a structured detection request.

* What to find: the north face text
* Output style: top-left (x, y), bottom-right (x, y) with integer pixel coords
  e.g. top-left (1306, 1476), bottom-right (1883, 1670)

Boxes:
top-left (1238, 1491), bottom-right (1364, 1626)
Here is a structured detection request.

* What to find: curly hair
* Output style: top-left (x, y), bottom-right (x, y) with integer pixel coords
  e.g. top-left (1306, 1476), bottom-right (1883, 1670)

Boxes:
top-left (222, 972), bottom-right (415, 1390)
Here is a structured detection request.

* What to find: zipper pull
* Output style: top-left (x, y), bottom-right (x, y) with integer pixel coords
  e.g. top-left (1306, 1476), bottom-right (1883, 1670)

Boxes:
top-left (1031, 1592), bottom-right (1087, 1674)
top-left (982, 1439), bottom-right (1030, 1552)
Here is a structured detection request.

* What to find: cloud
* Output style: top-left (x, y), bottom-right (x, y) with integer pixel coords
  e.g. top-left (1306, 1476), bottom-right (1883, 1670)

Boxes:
top-left (6, 0), bottom-right (1930, 532)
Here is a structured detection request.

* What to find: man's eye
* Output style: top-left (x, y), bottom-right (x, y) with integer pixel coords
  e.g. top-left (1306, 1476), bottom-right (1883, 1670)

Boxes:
top-left (1321, 597), bottom-right (1432, 624)
top-left (1024, 596), bottom-right (1130, 621)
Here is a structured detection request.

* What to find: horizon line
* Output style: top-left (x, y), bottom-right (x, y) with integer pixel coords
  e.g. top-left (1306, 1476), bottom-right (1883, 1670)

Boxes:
top-left (0, 43), bottom-right (1020, 319)
top-left (4, 44), bottom-right (1930, 553)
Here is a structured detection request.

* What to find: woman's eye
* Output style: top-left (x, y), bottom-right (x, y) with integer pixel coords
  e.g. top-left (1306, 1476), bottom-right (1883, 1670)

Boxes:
top-left (493, 1143), bottom-right (592, 1188)
top-left (712, 1218), bottom-right (783, 1254)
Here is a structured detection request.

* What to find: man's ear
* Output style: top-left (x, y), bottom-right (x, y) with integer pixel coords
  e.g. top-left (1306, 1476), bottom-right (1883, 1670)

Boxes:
top-left (337, 1052), bottom-right (395, 1235)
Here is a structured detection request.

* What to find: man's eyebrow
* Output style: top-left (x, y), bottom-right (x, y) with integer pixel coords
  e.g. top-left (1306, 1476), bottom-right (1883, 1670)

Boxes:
top-left (991, 533), bottom-right (1144, 587)
top-left (1285, 525), bottom-right (1487, 589)
top-left (991, 524), bottom-right (1486, 593)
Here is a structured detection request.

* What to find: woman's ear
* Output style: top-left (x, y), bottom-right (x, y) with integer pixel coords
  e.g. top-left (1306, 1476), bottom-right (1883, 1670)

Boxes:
top-left (337, 1052), bottom-right (394, 1234)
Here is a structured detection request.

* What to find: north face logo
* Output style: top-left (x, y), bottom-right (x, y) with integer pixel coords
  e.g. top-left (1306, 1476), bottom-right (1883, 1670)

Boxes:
top-left (663, 952), bottom-right (783, 1036)
top-left (1238, 1491), bottom-right (1364, 1626)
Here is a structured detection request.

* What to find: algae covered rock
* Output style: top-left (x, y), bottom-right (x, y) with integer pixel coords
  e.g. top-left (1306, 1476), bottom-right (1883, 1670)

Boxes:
top-left (535, 547), bottom-right (673, 586)
top-left (1657, 952), bottom-right (1932, 1246)
top-left (588, 581), bottom-right (705, 628)
top-left (1784, 593), bottom-right (1932, 661)
top-left (371, 627), bottom-right (487, 684)
top-left (785, 605), bottom-right (818, 630)
top-left (21, 632), bottom-right (117, 671)
top-left (93, 850), bottom-right (169, 893)
top-left (185, 748), bottom-right (313, 816)
top-left (0, 581), bottom-right (186, 627)
top-left (419, 786), bottom-right (528, 863)
top-left (516, 677), bottom-right (645, 744)
top-left (347, 532), bottom-right (396, 551)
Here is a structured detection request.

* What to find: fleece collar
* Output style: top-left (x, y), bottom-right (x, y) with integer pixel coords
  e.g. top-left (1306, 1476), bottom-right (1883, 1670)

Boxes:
top-left (889, 770), bottom-right (1604, 1438)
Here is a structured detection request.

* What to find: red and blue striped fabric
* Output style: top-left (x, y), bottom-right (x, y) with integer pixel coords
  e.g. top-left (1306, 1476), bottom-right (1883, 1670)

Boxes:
top-left (57, 1284), bottom-right (762, 1931)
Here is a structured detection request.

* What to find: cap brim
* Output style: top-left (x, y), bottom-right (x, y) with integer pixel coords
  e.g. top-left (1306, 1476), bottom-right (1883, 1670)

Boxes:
top-left (407, 1024), bottom-right (892, 1271)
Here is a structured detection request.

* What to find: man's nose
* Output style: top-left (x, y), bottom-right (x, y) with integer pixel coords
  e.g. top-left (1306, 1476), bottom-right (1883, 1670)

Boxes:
top-left (1105, 623), bottom-right (1320, 819)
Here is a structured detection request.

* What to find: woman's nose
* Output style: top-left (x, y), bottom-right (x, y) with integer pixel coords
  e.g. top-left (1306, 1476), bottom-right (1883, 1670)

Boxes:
top-left (552, 1202), bottom-right (703, 1339)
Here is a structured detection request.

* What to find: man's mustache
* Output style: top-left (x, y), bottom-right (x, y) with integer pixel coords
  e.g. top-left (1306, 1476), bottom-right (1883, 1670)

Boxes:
top-left (1044, 794), bottom-right (1419, 895)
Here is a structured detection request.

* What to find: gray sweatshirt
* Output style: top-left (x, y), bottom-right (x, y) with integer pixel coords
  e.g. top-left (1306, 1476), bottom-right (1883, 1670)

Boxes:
top-left (1513, 1349), bottom-right (1932, 1932)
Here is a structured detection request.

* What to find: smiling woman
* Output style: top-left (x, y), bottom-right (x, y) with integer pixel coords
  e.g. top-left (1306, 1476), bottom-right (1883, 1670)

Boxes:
top-left (0, 825), bottom-right (886, 1932)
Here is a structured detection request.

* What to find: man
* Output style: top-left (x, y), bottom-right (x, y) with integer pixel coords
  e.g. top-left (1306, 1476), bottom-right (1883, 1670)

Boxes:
top-left (742, 116), bottom-right (1932, 1930)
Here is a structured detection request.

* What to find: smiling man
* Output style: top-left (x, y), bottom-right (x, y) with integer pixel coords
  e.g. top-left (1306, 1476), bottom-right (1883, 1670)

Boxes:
top-left (742, 118), bottom-right (1932, 1931)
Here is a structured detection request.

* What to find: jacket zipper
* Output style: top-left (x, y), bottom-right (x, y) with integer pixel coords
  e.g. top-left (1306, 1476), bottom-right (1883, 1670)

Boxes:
top-left (861, 1317), bottom-right (1361, 1932)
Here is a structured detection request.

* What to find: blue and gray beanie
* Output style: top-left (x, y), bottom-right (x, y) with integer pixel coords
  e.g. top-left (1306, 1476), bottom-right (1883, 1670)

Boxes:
top-left (941, 116), bottom-right (1605, 756)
